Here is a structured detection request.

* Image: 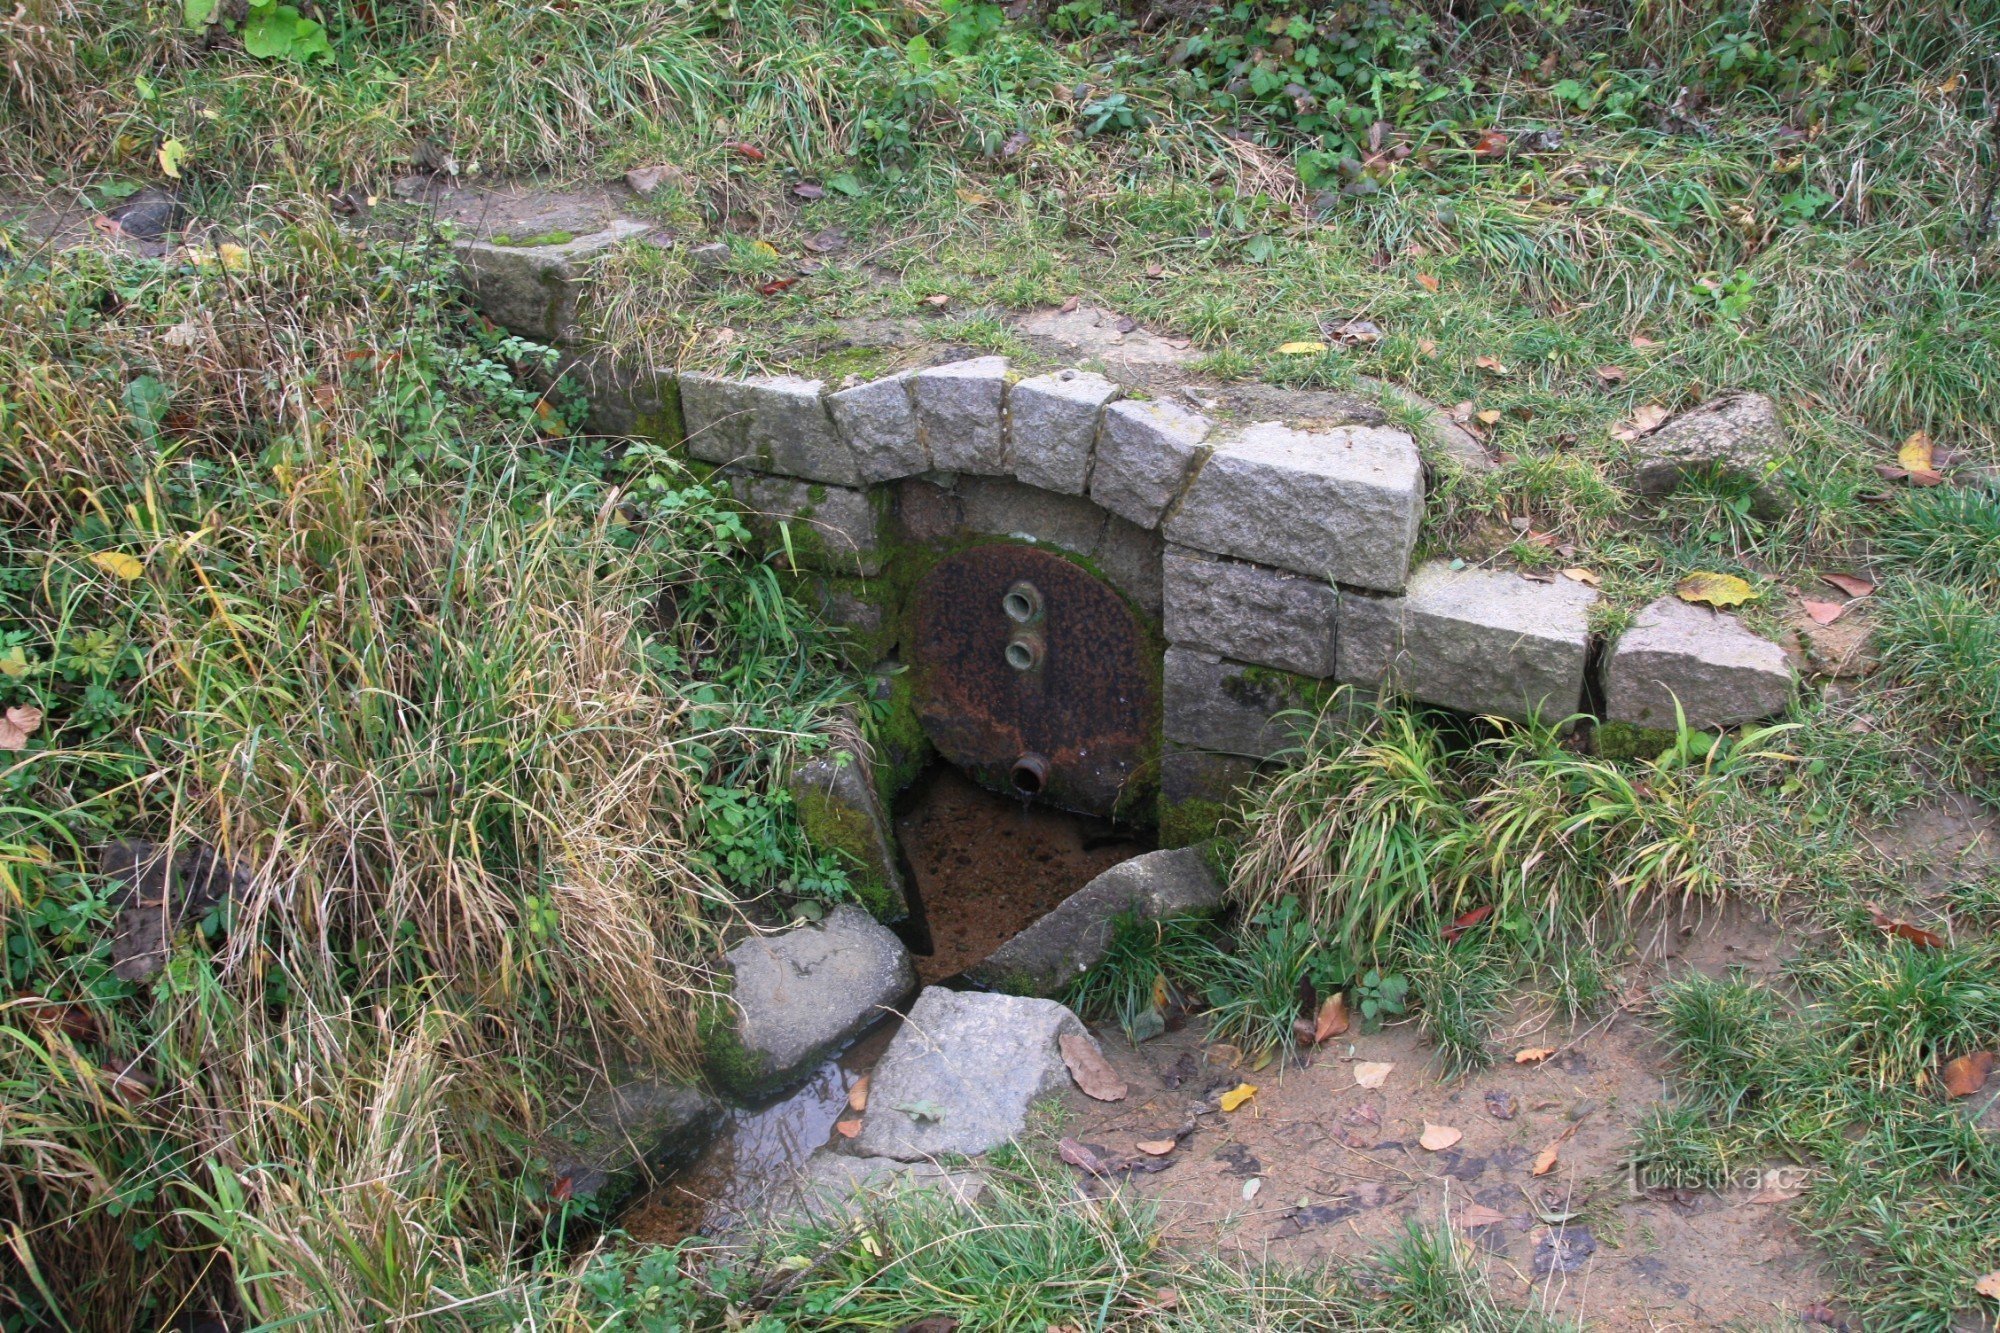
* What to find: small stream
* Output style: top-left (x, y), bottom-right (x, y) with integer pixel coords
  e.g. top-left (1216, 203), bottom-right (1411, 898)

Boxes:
top-left (618, 765), bottom-right (1148, 1244)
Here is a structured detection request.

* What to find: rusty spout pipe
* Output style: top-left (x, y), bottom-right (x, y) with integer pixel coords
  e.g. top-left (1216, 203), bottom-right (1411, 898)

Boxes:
top-left (1011, 752), bottom-right (1049, 795)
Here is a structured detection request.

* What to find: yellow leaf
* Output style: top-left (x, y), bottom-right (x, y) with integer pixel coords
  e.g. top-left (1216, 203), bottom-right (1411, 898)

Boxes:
top-left (955, 188), bottom-right (992, 205)
top-left (1475, 409), bottom-right (1502, 426)
top-left (1898, 431), bottom-right (1934, 473)
top-left (1218, 1083), bottom-right (1258, 1112)
top-left (1532, 1143), bottom-right (1560, 1176)
top-left (215, 242), bottom-right (248, 271)
top-left (1560, 568), bottom-right (1600, 586)
top-left (1352, 1061), bottom-right (1393, 1089)
top-left (858, 1233), bottom-right (881, 1257)
top-left (89, 551), bottom-right (146, 581)
top-left (1676, 572), bottom-right (1757, 608)
top-left (1277, 341), bottom-right (1327, 356)
top-left (751, 240), bottom-right (779, 257)
top-left (157, 138), bottom-right (187, 179)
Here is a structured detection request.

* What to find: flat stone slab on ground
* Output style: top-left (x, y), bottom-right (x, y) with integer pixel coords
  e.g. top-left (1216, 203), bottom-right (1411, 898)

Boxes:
top-left (1163, 547), bottom-right (1338, 677)
top-left (1603, 596), bottom-right (1793, 730)
top-left (1164, 423), bottom-right (1422, 593)
top-left (776, 1149), bottom-right (986, 1224)
top-left (853, 987), bottom-right (1093, 1161)
top-left (1628, 391), bottom-right (1791, 519)
top-left (964, 847), bottom-right (1225, 996)
top-left (455, 218), bottom-right (652, 343)
top-left (719, 905), bottom-right (913, 1095)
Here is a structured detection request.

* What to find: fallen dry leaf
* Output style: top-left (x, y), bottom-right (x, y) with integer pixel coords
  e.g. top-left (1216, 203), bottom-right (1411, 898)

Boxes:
top-left (1594, 364), bottom-right (1627, 386)
top-left (0, 705), bottom-right (44, 752)
top-left (1943, 1051), bottom-right (1994, 1099)
top-left (1474, 354), bottom-right (1509, 375)
top-left (1515, 1047), bottom-right (1556, 1065)
top-left (922, 293), bottom-right (950, 308)
top-left (1314, 993), bottom-right (1351, 1043)
top-left (1277, 341), bottom-right (1328, 356)
top-left (1821, 572), bottom-right (1875, 598)
top-left (1866, 902), bottom-right (1947, 950)
top-left (1417, 273), bottom-right (1439, 292)
top-left (1561, 568), bottom-right (1601, 586)
top-left (1219, 1082), bottom-right (1258, 1112)
top-left (1353, 1062), bottom-right (1393, 1089)
top-left (1898, 431), bottom-right (1935, 473)
top-left (834, 1116), bottom-right (862, 1138)
top-left (1241, 1177), bottom-right (1262, 1201)
top-left (1420, 1122), bottom-right (1463, 1152)
top-left (1443, 905), bottom-right (1493, 941)
top-left (1058, 1137), bottom-right (1112, 1177)
top-left (1629, 334), bottom-right (1660, 349)
top-left (1677, 572), bottom-right (1757, 608)
top-left (1611, 403), bottom-right (1672, 441)
top-left (1802, 599), bottom-right (1849, 626)
top-left (1475, 408), bottom-right (1502, 426)
top-left (1976, 1270), bottom-right (2000, 1300)
top-left (1472, 128), bottom-right (1511, 156)
top-left (1060, 1034), bottom-right (1128, 1102)
top-left (1532, 1143), bottom-right (1561, 1176)
top-left (1457, 1203), bottom-right (1512, 1229)
top-left (848, 1074), bottom-right (870, 1112)
top-left (1135, 1139), bottom-right (1177, 1156)
top-left (1417, 338), bottom-right (1439, 357)
top-left (89, 551), bottom-right (146, 581)
top-left (1058, 294), bottom-right (1079, 313)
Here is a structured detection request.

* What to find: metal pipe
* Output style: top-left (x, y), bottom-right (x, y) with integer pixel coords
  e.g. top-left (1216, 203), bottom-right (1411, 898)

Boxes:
top-left (1004, 629), bottom-right (1044, 672)
top-left (1001, 580), bottom-right (1045, 626)
top-left (1011, 752), bottom-right (1049, 794)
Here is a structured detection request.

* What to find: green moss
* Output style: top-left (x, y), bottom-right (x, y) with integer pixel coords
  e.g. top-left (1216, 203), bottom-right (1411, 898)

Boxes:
top-left (1594, 720), bottom-right (1676, 762)
top-left (792, 763), bottom-right (907, 921)
top-left (488, 230), bottom-right (575, 247)
top-left (870, 665), bottom-right (933, 809)
top-left (631, 376), bottom-right (686, 452)
top-left (1158, 795), bottom-right (1230, 851)
top-left (696, 987), bottom-right (775, 1098)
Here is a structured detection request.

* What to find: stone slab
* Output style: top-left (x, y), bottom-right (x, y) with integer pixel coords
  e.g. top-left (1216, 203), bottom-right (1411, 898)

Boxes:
top-left (915, 357), bottom-right (1009, 475)
top-left (683, 373), bottom-right (858, 485)
top-left (852, 987), bottom-right (1090, 1161)
top-left (455, 219), bottom-right (651, 343)
top-left (546, 1076), bottom-right (724, 1205)
top-left (957, 477), bottom-right (1107, 556)
top-left (780, 1150), bottom-right (986, 1224)
top-left (1089, 398), bottom-right (1211, 528)
top-left (1341, 563), bottom-right (1596, 721)
top-left (1164, 422), bottom-right (1422, 593)
top-left (719, 905), bottom-right (913, 1095)
top-left (1092, 514), bottom-right (1165, 619)
top-left (1162, 647), bottom-right (1317, 758)
top-left (1009, 369), bottom-right (1119, 495)
top-left (1629, 391), bottom-right (1791, 519)
top-left (1163, 547), bottom-right (1339, 677)
top-left (790, 748), bottom-right (907, 920)
top-left (732, 475), bottom-right (884, 575)
top-left (963, 848), bottom-right (1225, 997)
top-left (830, 370), bottom-right (929, 484)
top-left (1603, 596), bottom-right (1794, 730)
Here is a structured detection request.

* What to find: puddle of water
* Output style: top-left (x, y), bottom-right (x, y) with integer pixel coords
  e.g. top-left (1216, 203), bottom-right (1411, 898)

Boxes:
top-left (619, 1023), bottom-right (897, 1245)
top-left (896, 764), bottom-right (1148, 985)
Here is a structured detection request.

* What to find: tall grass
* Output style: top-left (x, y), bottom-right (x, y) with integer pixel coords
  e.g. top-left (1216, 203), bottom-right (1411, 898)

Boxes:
top-left (0, 218), bottom-right (847, 1326)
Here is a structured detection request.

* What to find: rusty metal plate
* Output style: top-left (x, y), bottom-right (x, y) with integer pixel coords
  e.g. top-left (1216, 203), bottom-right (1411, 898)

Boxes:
top-left (910, 545), bottom-right (1156, 818)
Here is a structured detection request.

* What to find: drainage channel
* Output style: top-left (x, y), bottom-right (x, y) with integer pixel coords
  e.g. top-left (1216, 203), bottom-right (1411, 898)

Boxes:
top-left (618, 764), bottom-right (1148, 1244)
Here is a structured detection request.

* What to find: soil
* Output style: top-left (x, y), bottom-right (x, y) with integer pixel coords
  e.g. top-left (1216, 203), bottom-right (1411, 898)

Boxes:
top-left (895, 765), bottom-right (1147, 984)
top-left (1053, 902), bottom-right (1845, 1332)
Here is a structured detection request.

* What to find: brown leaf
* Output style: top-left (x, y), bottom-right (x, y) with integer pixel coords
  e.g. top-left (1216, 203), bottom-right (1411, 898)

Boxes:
top-left (1629, 334), bottom-right (1660, 349)
top-left (802, 227), bottom-right (849, 254)
top-left (1418, 338), bottom-right (1439, 357)
top-left (1145, 263), bottom-right (1164, 278)
top-left (1561, 568), bottom-right (1601, 586)
top-left (1314, 993), bottom-right (1351, 1043)
top-left (848, 1073), bottom-right (870, 1112)
top-left (1611, 403), bottom-right (1672, 441)
top-left (1976, 1270), bottom-right (2000, 1300)
top-left (1135, 1138), bottom-right (1177, 1156)
top-left (1821, 573), bottom-right (1875, 598)
top-left (1474, 354), bottom-right (1509, 375)
top-left (1058, 295), bottom-right (1079, 313)
top-left (1515, 1047), bottom-right (1556, 1065)
top-left (1420, 1122), bottom-right (1463, 1151)
top-left (1060, 1033), bottom-right (1127, 1102)
top-left (1867, 903), bottom-right (1947, 950)
top-left (1943, 1051), bottom-right (1994, 1099)
top-left (1457, 1203), bottom-right (1512, 1229)
top-left (0, 704), bottom-right (44, 751)
top-left (1417, 272), bottom-right (1439, 292)
top-left (792, 181), bottom-right (825, 200)
top-left (1472, 129), bottom-right (1511, 156)
top-left (1802, 599), bottom-right (1849, 626)
top-left (895, 1316), bottom-right (960, 1333)
top-left (757, 276), bottom-right (797, 296)
top-left (1443, 904), bottom-right (1493, 941)
top-left (1594, 364), bottom-right (1627, 386)
top-left (723, 141), bottom-right (765, 162)
top-left (834, 1115), bottom-right (862, 1138)
top-left (1532, 1143), bottom-right (1560, 1176)
top-left (923, 293), bottom-right (950, 308)
top-left (1353, 1061), bottom-right (1393, 1089)
top-left (1058, 1136), bottom-right (1112, 1177)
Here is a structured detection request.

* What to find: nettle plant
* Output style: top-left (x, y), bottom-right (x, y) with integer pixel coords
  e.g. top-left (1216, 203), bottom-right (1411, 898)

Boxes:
top-left (184, 0), bottom-right (330, 63)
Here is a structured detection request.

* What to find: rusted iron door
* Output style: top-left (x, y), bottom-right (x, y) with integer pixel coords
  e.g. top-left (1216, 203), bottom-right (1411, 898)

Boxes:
top-left (910, 545), bottom-right (1156, 818)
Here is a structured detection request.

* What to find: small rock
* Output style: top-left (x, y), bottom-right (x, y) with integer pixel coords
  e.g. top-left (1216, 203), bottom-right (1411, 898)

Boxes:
top-left (1532, 1225), bottom-right (1598, 1277)
top-left (546, 1076), bottom-right (723, 1206)
top-left (1484, 1089), bottom-right (1519, 1120)
top-left (713, 906), bottom-right (913, 1096)
top-left (689, 240), bottom-right (731, 272)
top-left (1603, 596), bottom-right (1794, 730)
top-left (1628, 391), bottom-right (1792, 519)
top-left (625, 164), bottom-right (690, 197)
top-left (852, 987), bottom-right (1093, 1161)
top-left (104, 187), bottom-right (183, 242)
top-left (962, 847), bottom-right (1225, 996)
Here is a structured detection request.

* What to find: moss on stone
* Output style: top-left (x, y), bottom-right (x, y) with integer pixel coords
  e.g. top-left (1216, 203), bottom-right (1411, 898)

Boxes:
top-left (488, 230), bottom-right (577, 247)
top-left (869, 665), bottom-right (933, 809)
top-left (1158, 795), bottom-right (1230, 851)
top-left (696, 987), bottom-right (776, 1099)
top-left (792, 762), bottom-right (904, 920)
top-left (1594, 720), bottom-right (1676, 762)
